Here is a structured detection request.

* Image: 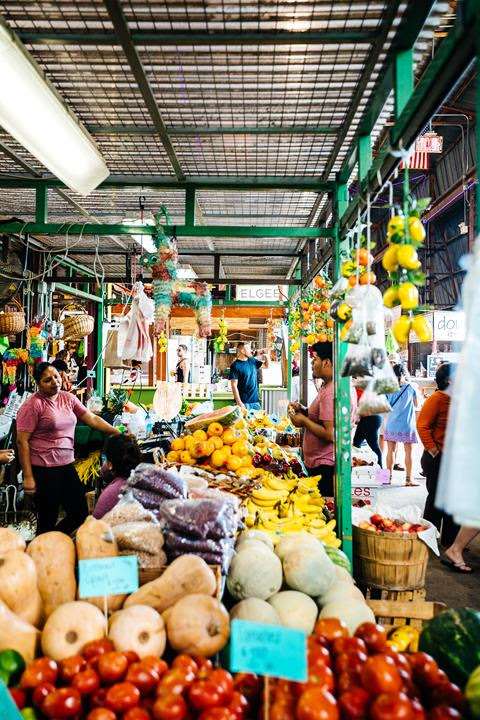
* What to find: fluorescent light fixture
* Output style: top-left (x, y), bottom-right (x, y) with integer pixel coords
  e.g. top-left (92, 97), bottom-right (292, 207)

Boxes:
top-left (124, 218), bottom-right (157, 253)
top-left (0, 17), bottom-right (109, 195)
top-left (177, 266), bottom-right (197, 280)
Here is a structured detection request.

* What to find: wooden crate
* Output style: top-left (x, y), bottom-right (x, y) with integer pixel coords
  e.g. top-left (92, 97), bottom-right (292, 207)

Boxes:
top-left (364, 587), bottom-right (447, 630)
top-left (139, 563), bottom-right (223, 600)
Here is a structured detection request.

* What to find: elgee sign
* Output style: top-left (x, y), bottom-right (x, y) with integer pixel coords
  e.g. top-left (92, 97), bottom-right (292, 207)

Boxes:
top-left (236, 285), bottom-right (287, 302)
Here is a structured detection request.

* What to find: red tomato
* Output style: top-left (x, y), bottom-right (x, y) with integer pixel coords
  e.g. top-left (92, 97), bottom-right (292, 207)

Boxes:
top-left (208, 669), bottom-right (234, 703)
top-left (142, 656), bottom-right (168, 680)
top-left (335, 651), bottom-right (368, 676)
top-left (8, 687), bottom-right (27, 709)
top-left (354, 623), bottom-right (388, 654)
top-left (270, 699), bottom-right (296, 720)
top-left (338, 687), bottom-right (370, 720)
top-left (233, 673), bottom-right (262, 705)
top-left (124, 709), bottom-right (152, 720)
top-left (314, 618), bottom-right (348, 643)
top-left (41, 687), bottom-right (82, 718)
top-left (32, 682), bottom-right (56, 708)
top-left (141, 695), bottom-right (155, 711)
top-left (370, 693), bottom-right (414, 720)
top-left (105, 682), bottom-right (141, 713)
top-left (152, 692), bottom-right (189, 720)
top-left (126, 662), bottom-right (160, 695)
top-left (297, 687), bottom-right (339, 720)
top-left (427, 707), bottom-right (461, 720)
top-left (98, 652), bottom-right (129, 684)
top-left (199, 709), bottom-right (234, 720)
top-left (193, 656), bottom-right (214, 674)
top-left (296, 666), bottom-right (335, 696)
top-left (434, 671), bottom-right (449, 687)
top-left (428, 683), bottom-right (466, 712)
top-left (59, 654), bottom-right (88, 683)
top-left (172, 655), bottom-right (199, 675)
top-left (90, 687), bottom-right (107, 708)
top-left (157, 669), bottom-right (190, 697)
top-left (86, 709), bottom-right (117, 720)
top-left (411, 699), bottom-right (427, 720)
top-left (308, 643), bottom-right (332, 670)
top-left (226, 690), bottom-right (249, 720)
top-left (408, 654), bottom-right (441, 688)
top-left (361, 655), bottom-right (402, 696)
top-left (124, 651), bottom-right (141, 665)
top-left (83, 638), bottom-right (115, 661)
top-left (338, 671), bottom-right (362, 695)
top-left (189, 680), bottom-right (224, 711)
top-left (332, 638), bottom-right (367, 657)
top-left (20, 657), bottom-right (59, 689)
top-left (71, 666), bottom-right (100, 696)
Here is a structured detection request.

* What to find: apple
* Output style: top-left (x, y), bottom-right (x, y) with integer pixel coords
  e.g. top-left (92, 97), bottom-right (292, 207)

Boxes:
top-left (370, 514), bottom-right (383, 525)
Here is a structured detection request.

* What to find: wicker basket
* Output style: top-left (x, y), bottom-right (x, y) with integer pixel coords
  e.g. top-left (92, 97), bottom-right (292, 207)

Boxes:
top-left (61, 305), bottom-right (94, 340)
top-left (353, 525), bottom-right (429, 591)
top-left (0, 298), bottom-right (25, 336)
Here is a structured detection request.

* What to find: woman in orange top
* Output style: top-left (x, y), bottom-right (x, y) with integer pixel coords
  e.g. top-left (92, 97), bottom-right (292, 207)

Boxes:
top-left (416, 362), bottom-right (458, 546)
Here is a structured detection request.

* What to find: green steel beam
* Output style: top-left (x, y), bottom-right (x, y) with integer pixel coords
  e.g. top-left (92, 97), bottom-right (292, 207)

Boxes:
top-left (358, 135), bottom-right (372, 182)
top-left (17, 30), bottom-right (378, 46)
top-left (48, 276), bottom-right (302, 286)
top-left (96, 298), bottom-right (105, 397)
top-left (35, 185), bottom-right (48, 224)
top-left (185, 187), bottom-right (196, 226)
top-left (104, 0), bottom-right (185, 181)
top-left (0, 222), bottom-right (334, 239)
top-left (0, 175), bottom-right (334, 192)
top-left (53, 283), bottom-right (102, 303)
top-left (394, 49), bottom-right (414, 117)
top-left (67, 248), bottom-right (301, 258)
top-left (87, 124), bottom-right (341, 136)
top-left (337, 183), bottom-right (349, 219)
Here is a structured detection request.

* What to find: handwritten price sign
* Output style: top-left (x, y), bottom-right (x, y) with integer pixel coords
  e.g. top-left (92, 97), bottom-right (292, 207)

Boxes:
top-left (230, 619), bottom-right (307, 682)
top-left (0, 680), bottom-right (22, 720)
top-left (78, 556), bottom-right (139, 598)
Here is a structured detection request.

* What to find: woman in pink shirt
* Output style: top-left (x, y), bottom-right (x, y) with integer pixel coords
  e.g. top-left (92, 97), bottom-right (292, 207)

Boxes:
top-left (16, 362), bottom-right (120, 535)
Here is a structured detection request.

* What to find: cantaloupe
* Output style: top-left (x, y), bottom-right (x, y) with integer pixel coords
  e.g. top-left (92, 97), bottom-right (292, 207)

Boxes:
top-left (282, 546), bottom-right (335, 597)
top-left (230, 598), bottom-right (281, 625)
top-left (275, 533), bottom-right (321, 561)
top-left (268, 591), bottom-right (318, 634)
top-left (227, 546), bottom-right (282, 600)
top-left (317, 580), bottom-right (365, 608)
top-left (319, 598), bottom-right (375, 635)
top-left (335, 565), bottom-right (354, 585)
top-left (236, 530), bottom-right (274, 553)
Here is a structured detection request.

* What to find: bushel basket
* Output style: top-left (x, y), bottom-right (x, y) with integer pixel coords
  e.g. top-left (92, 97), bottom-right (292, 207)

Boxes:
top-left (0, 297), bottom-right (25, 336)
top-left (60, 305), bottom-right (94, 340)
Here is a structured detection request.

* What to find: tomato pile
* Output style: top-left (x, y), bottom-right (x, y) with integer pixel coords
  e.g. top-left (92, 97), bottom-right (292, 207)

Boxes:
top-left (268, 619), bottom-right (467, 720)
top-left (10, 639), bottom-right (262, 720)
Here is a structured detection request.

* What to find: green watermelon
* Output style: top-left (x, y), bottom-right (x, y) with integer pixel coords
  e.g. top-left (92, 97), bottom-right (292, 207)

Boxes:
top-left (419, 608), bottom-right (480, 688)
top-left (466, 665), bottom-right (480, 718)
top-left (324, 545), bottom-right (352, 574)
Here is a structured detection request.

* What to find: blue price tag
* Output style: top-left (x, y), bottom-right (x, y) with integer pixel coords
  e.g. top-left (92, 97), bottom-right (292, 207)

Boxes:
top-left (246, 410), bottom-right (257, 421)
top-left (78, 556), bottom-right (139, 598)
top-left (230, 619), bottom-right (307, 682)
top-left (269, 414), bottom-right (281, 426)
top-left (0, 680), bottom-right (22, 720)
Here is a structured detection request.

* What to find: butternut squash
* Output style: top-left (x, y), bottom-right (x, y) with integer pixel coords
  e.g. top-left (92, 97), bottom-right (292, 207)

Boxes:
top-left (0, 598), bottom-right (40, 663)
top-left (27, 532), bottom-right (76, 617)
top-left (76, 516), bottom-right (126, 613)
top-left (124, 555), bottom-right (216, 613)
top-left (42, 601), bottom-right (106, 661)
top-left (109, 605), bottom-right (166, 658)
top-left (0, 550), bottom-right (43, 626)
top-left (0, 527), bottom-right (26, 554)
top-left (166, 594), bottom-right (230, 657)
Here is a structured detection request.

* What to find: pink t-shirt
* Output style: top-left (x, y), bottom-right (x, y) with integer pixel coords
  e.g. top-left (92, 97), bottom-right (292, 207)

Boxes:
top-left (17, 391), bottom-right (87, 467)
top-left (302, 381), bottom-right (357, 468)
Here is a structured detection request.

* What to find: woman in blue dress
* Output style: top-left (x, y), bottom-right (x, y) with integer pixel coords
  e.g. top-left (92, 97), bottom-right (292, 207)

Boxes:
top-left (385, 364), bottom-right (418, 486)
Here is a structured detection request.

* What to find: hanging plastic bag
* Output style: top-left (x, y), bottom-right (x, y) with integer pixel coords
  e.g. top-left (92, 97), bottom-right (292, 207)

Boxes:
top-left (341, 327), bottom-right (374, 377)
top-left (373, 361), bottom-right (399, 395)
top-left (358, 380), bottom-right (392, 416)
top-left (117, 282), bottom-right (154, 362)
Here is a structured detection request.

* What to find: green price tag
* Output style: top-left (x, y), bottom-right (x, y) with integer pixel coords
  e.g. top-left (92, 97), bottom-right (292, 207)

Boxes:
top-left (78, 556), bottom-right (139, 598)
top-left (230, 619), bottom-right (307, 682)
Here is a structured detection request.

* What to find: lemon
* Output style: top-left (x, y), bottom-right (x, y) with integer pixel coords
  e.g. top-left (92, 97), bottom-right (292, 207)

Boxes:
top-left (383, 286), bottom-right (400, 308)
top-left (397, 244), bottom-right (420, 270)
top-left (411, 315), bottom-right (432, 342)
top-left (193, 429), bottom-right (208, 441)
top-left (408, 216), bottom-right (426, 243)
top-left (393, 315), bottom-right (412, 345)
top-left (337, 302), bottom-right (352, 321)
top-left (382, 245), bottom-right (399, 272)
top-left (341, 261), bottom-right (356, 278)
top-left (166, 450), bottom-right (180, 463)
top-left (170, 437), bottom-right (185, 452)
top-left (398, 282), bottom-right (419, 310)
top-left (180, 450), bottom-right (196, 466)
top-left (388, 215), bottom-right (405, 236)
top-left (211, 449), bottom-right (226, 467)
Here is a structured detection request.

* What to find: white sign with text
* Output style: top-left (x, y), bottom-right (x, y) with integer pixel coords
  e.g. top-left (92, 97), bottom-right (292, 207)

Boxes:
top-left (236, 285), bottom-right (287, 303)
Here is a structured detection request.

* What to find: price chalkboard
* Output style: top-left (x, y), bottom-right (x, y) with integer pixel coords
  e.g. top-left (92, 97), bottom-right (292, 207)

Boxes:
top-left (78, 556), bottom-right (139, 598)
top-left (230, 619), bottom-right (307, 682)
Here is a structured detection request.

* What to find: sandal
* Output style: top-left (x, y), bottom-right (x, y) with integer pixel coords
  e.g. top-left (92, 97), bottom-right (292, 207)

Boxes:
top-left (393, 463), bottom-right (405, 471)
top-left (441, 556), bottom-right (474, 573)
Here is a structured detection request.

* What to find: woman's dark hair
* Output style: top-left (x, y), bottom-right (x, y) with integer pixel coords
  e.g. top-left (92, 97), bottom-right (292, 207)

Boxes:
top-left (436, 362), bottom-right (454, 391)
top-left (392, 363), bottom-right (406, 381)
top-left (105, 433), bottom-right (142, 477)
top-left (52, 359), bottom-right (68, 373)
top-left (33, 361), bottom-right (56, 383)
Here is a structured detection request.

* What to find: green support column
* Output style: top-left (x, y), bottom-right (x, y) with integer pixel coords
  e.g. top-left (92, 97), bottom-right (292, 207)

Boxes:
top-left (286, 282), bottom-right (298, 400)
top-left (332, 201), bottom-right (353, 564)
top-left (394, 49), bottom-right (414, 117)
top-left (35, 185), bottom-right (48, 223)
top-left (96, 295), bottom-right (105, 397)
top-left (337, 183), bottom-right (349, 219)
top-left (358, 135), bottom-right (372, 182)
top-left (185, 187), bottom-right (196, 226)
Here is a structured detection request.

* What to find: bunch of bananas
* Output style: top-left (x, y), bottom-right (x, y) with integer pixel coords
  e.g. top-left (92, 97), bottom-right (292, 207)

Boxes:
top-left (74, 450), bottom-right (101, 486)
top-left (243, 474), bottom-right (340, 548)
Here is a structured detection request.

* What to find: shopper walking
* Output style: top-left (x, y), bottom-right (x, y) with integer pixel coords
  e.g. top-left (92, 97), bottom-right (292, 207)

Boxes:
top-left (385, 363), bottom-right (418, 485)
top-left (353, 413), bottom-right (383, 466)
top-left (16, 362), bottom-right (120, 535)
top-left (290, 341), bottom-right (357, 497)
top-left (417, 362), bottom-right (459, 547)
top-left (93, 434), bottom-right (142, 519)
top-left (230, 342), bottom-right (269, 411)
top-left (175, 344), bottom-right (191, 383)
top-left (443, 526), bottom-right (478, 573)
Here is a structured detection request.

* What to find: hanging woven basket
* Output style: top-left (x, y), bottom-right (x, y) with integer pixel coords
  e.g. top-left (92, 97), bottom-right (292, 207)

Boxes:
top-left (0, 297), bottom-right (26, 337)
top-left (60, 305), bottom-right (94, 340)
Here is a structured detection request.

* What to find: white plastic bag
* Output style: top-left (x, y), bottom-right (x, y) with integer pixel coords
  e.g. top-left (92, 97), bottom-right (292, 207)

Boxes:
top-left (117, 282), bottom-right (154, 362)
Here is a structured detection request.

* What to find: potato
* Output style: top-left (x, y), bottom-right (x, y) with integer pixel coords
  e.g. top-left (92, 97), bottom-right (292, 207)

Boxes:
top-left (27, 532), bottom-right (76, 617)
